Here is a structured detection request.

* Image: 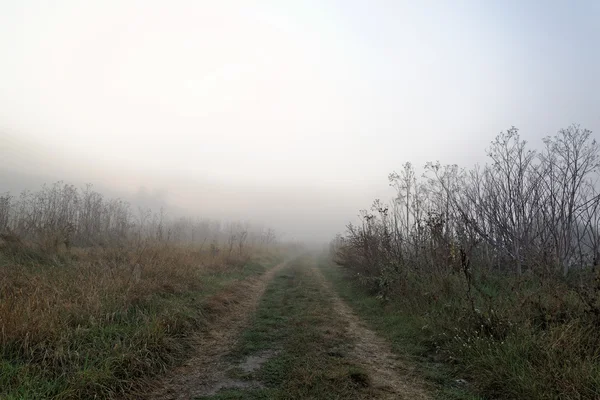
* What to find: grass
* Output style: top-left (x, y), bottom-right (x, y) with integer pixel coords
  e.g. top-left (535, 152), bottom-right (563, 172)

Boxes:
top-left (319, 257), bottom-right (482, 400)
top-left (198, 256), bottom-right (378, 400)
top-left (320, 256), bottom-right (600, 399)
top-left (0, 241), bottom-right (280, 399)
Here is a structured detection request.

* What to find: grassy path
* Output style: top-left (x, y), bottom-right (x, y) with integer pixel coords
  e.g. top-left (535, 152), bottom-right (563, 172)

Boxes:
top-left (147, 261), bottom-right (288, 399)
top-left (318, 258), bottom-right (481, 400)
top-left (194, 255), bottom-right (429, 400)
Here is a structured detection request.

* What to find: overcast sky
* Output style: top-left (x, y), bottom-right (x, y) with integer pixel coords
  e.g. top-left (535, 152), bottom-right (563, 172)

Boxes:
top-left (1, 0), bottom-right (599, 242)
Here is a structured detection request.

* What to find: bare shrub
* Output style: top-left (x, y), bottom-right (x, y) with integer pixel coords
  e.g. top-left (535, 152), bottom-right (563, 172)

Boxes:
top-left (332, 124), bottom-right (600, 397)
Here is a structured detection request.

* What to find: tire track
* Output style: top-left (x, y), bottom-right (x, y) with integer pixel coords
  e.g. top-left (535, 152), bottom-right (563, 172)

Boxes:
top-left (144, 261), bottom-right (287, 400)
top-left (311, 264), bottom-right (431, 400)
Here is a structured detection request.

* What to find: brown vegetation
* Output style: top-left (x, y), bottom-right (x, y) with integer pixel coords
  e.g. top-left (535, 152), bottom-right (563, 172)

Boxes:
top-left (332, 125), bottom-right (600, 398)
top-left (0, 182), bottom-right (281, 399)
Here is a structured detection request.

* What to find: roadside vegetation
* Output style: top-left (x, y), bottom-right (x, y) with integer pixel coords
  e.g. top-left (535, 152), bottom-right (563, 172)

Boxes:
top-left (0, 182), bottom-right (281, 399)
top-left (320, 257), bottom-right (479, 400)
top-left (330, 125), bottom-right (600, 399)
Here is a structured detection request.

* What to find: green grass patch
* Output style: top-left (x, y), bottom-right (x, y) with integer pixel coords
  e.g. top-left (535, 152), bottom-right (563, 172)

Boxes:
top-left (319, 257), bottom-right (481, 400)
top-left (199, 256), bottom-right (378, 400)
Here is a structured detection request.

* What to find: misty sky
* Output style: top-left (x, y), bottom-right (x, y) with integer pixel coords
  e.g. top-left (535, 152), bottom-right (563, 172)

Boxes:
top-left (1, 1), bottom-right (600, 242)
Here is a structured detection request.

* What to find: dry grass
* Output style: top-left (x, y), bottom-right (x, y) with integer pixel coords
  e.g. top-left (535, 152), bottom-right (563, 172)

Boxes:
top-left (147, 261), bottom-right (287, 399)
top-left (0, 239), bottom-right (279, 399)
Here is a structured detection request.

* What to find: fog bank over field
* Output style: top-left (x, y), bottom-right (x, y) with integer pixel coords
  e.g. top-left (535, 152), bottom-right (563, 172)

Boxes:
top-left (2, 134), bottom-right (388, 243)
top-left (1, 1), bottom-right (599, 242)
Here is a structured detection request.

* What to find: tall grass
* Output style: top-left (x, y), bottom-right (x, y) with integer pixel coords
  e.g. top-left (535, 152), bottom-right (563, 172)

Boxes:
top-left (0, 181), bottom-right (281, 399)
top-left (323, 258), bottom-right (600, 399)
top-left (400, 270), bottom-right (600, 398)
top-left (0, 239), bottom-right (281, 399)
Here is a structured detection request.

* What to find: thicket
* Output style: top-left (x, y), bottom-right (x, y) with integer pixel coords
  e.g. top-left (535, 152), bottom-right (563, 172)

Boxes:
top-left (331, 125), bottom-right (600, 398)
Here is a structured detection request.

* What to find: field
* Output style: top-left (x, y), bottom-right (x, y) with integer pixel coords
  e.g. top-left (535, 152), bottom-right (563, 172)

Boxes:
top-left (3, 236), bottom-right (600, 399)
top-left (3, 124), bottom-right (600, 399)
top-left (2, 0), bottom-right (600, 397)
top-left (0, 238), bottom-right (282, 399)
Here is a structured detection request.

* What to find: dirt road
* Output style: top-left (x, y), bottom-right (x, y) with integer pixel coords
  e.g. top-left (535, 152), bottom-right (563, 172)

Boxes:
top-left (147, 256), bottom-right (429, 399)
top-left (147, 261), bottom-right (287, 399)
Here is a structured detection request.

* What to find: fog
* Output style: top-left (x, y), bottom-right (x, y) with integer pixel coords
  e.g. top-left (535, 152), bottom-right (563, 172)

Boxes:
top-left (1, 1), bottom-right (600, 243)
